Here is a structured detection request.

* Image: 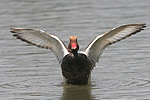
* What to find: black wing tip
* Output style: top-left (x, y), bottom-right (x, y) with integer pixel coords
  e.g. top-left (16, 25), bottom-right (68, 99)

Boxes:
top-left (10, 28), bottom-right (20, 38)
top-left (140, 23), bottom-right (146, 28)
top-left (10, 28), bottom-right (14, 33)
top-left (124, 23), bottom-right (146, 31)
top-left (122, 23), bottom-right (146, 27)
top-left (10, 28), bottom-right (17, 33)
top-left (135, 23), bottom-right (146, 28)
top-left (10, 30), bottom-right (16, 33)
top-left (139, 23), bottom-right (146, 30)
top-left (12, 34), bottom-right (17, 37)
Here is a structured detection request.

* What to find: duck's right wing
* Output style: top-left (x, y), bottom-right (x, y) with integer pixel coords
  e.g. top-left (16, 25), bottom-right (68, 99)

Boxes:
top-left (10, 28), bottom-right (69, 62)
top-left (85, 23), bottom-right (146, 67)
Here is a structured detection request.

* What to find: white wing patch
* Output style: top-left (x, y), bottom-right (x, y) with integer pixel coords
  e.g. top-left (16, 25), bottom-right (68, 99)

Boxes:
top-left (10, 28), bottom-right (69, 62)
top-left (85, 34), bottom-right (104, 56)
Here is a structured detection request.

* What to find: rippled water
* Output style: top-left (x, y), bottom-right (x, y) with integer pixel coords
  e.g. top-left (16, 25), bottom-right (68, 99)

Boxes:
top-left (0, 0), bottom-right (150, 100)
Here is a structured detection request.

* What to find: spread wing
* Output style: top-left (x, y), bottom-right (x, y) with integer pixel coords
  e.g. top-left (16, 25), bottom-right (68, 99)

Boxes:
top-left (10, 28), bottom-right (69, 62)
top-left (85, 23), bottom-right (146, 66)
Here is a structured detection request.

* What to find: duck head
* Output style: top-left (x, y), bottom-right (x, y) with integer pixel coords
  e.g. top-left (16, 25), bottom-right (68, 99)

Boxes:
top-left (68, 36), bottom-right (79, 53)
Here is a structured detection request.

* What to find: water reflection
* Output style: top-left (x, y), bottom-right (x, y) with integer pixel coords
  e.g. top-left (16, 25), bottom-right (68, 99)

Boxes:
top-left (61, 84), bottom-right (96, 100)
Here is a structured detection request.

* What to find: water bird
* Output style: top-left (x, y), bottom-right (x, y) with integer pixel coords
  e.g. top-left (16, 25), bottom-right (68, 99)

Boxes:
top-left (10, 23), bottom-right (146, 85)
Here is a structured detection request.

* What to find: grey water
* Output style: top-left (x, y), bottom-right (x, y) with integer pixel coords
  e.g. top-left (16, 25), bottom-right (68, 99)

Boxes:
top-left (0, 0), bottom-right (150, 100)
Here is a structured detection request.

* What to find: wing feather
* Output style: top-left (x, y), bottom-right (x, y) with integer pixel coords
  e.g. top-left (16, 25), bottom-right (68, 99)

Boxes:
top-left (10, 28), bottom-right (69, 62)
top-left (85, 23), bottom-right (146, 67)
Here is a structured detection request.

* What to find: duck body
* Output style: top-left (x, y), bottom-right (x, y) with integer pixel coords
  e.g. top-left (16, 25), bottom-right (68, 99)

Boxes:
top-left (10, 23), bottom-right (146, 85)
top-left (61, 52), bottom-right (92, 85)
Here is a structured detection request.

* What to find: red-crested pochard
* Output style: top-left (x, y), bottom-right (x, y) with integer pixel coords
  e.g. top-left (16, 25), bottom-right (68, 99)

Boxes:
top-left (10, 23), bottom-right (146, 85)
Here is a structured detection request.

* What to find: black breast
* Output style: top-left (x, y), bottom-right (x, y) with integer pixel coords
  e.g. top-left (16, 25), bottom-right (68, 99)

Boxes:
top-left (61, 53), bottom-right (92, 85)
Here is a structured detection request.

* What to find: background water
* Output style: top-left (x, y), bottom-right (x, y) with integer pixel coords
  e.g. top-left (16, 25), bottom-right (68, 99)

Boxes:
top-left (0, 0), bottom-right (150, 100)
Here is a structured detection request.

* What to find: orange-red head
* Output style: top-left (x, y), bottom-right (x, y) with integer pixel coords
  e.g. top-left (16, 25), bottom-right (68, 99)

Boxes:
top-left (68, 36), bottom-right (79, 52)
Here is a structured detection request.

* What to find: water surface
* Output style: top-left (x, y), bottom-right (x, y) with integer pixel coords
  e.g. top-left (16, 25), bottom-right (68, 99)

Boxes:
top-left (0, 0), bottom-right (150, 100)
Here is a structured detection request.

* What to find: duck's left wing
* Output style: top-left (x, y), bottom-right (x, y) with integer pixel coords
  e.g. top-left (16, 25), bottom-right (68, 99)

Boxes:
top-left (10, 28), bottom-right (69, 62)
top-left (85, 23), bottom-right (146, 66)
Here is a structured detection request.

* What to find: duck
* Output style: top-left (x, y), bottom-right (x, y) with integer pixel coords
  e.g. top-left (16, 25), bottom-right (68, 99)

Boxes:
top-left (10, 23), bottom-right (146, 85)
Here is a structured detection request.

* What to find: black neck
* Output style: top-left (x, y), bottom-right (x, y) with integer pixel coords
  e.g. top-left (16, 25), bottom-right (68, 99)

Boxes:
top-left (72, 49), bottom-right (78, 59)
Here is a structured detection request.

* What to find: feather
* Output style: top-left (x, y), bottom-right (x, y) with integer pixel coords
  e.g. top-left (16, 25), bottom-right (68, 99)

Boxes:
top-left (10, 28), bottom-right (69, 62)
top-left (85, 23), bottom-right (146, 67)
